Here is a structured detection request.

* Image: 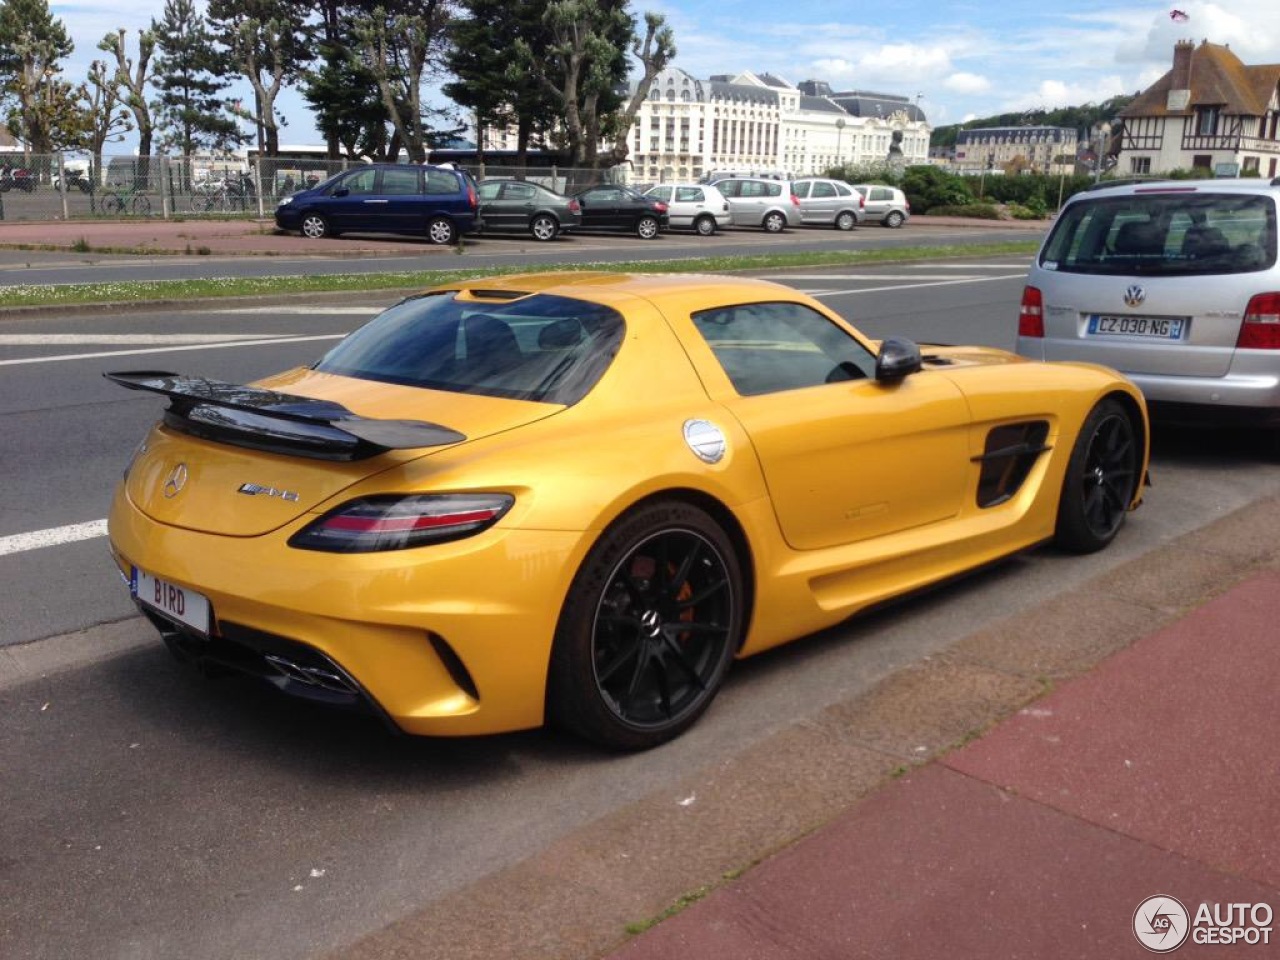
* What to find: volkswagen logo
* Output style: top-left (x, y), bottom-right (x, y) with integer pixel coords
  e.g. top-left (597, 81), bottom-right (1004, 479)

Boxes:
top-left (1124, 285), bottom-right (1146, 307)
top-left (162, 463), bottom-right (189, 499)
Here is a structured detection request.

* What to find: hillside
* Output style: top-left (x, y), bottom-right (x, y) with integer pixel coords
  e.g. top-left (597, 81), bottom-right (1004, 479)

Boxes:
top-left (929, 94), bottom-right (1136, 147)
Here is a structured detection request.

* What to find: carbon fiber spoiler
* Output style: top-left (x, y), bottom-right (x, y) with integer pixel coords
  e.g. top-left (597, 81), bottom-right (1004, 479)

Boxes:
top-left (105, 371), bottom-right (467, 461)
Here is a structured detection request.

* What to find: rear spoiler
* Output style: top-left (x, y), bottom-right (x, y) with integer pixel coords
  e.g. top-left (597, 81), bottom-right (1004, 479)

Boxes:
top-left (105, 371), bottom-right (466, 461)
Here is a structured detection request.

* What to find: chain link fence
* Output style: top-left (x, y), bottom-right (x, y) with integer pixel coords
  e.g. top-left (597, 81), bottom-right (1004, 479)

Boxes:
top-left (0, 152), bottom-right (625, 223)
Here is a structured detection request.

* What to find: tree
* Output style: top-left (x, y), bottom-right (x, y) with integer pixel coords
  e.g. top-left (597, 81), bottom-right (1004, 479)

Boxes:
top-left (349, 0), bottom-right (455, 163)
top-left (0, 0), bottom-right (74, 154)
top-left (151, 0), bottom-right (243, 157)
top-left (605, 11), bottom-right (673, 167)
top-left (99, 28), bottom-right (157, 159)
top-left (207, 0), bottom-right (311, 157)
top-left (302, 41), bottom-right (391, 159)
top-left (80, 59), bottom-right (134, 175)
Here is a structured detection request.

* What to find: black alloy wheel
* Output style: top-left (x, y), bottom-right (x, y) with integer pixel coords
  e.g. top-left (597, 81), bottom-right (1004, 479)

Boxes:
top-left (549, 501), bottom-right (743, 749)
top-left (1054, 399), bottom-right (1140, 553)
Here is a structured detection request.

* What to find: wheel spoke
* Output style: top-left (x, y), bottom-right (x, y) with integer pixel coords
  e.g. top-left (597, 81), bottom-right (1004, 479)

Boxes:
top-left (662, 636), bottom-right (708, 691)
top-left (678, 576), bottom-right (728, 609)
top-left (596, 639), bottom-right (641, 685)
top-left (666, 539), bottom-right (701, 600)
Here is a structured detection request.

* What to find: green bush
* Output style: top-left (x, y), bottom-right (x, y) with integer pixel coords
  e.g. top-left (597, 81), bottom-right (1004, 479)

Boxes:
top-left (928, 203), bottom-right (1002, 219)
top-left (900, 165), bottom-right (972, 214)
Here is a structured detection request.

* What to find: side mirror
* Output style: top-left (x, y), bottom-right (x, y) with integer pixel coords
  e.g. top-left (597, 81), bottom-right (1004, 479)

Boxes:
top-left (333, 187), bottom-right (349, 198)
top-left (875, 337), bottom-right (923, 382)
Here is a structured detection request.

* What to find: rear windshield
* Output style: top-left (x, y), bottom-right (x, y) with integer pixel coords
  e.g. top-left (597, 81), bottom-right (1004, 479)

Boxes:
top-left (314, 291), bottom-right (624, 404)
top-left (1041, 191), bottom-right (1277, 275)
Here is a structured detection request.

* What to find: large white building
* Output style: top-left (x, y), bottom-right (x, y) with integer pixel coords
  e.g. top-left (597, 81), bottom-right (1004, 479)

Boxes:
top-left (625, 69), bottom-right (929, 183)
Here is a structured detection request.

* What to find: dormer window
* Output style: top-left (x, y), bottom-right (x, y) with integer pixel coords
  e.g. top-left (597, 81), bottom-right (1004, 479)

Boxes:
top-left (1195, 106), bottom-right (1220, 136)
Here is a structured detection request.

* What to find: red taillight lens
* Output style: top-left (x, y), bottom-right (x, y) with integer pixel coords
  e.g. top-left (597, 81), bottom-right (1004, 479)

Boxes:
top-left (653, 201), bottom-right (668, 213)
top-left (1018, 286), bottom-right (1045, 338)
top-left (1237, 292), bottom-right (1280, 349)
top-left (790, 193), bottom-right (801, 207)
top-left (289, 493), bottom-right (514, 552)
top-left (568, 199), bottom-right (581, 213)
top-left (467, 183), bottom-right (477, 209)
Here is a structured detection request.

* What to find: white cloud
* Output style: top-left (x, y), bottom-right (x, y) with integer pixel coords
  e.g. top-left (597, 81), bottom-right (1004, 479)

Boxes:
top-left (943, 73), bottom-right (991, 95)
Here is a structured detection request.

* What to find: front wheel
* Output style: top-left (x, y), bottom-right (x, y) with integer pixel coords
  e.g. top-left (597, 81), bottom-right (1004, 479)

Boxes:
top-left (300, 213), bottom-right (330, 239)
top-left (1054, 399), bottom-right (1140, 553)
top-left (762, 211), bottom-right (786, 233)
top-left (131, 194), bottom-right (151, 216)
top-left (530, 214), bottom-right (559, 241)
top-left (694, 214), bottom-right (717, 236)
top-left (548, 501), bottom-right (744, 750)
top-left (884, 210), bottom-right (905, 228)
top-left (835, 211), bottom-right (856, 231)
top-left (427, 215), bottom-right (457, 245)
top-left (636, 215), bottom-right (660, 239)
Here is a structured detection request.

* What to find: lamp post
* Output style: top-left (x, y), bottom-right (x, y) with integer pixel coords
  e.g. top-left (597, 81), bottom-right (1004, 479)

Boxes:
top-left (835, 117), bottom-right (846, 172)
top-left (1093, 121), bottom-right (1111, 183)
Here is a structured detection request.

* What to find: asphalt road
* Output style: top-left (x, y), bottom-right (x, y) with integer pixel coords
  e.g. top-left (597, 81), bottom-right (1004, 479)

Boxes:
top-left (2, 251), bottom-right (1276, 960)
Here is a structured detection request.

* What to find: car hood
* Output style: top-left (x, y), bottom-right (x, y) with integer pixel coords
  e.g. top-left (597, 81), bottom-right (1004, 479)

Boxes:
top-left (123, 368), bottom-right (562, 537)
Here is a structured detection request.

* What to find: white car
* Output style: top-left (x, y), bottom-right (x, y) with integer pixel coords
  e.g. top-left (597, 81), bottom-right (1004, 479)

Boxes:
top-left (642, 183), bottom-right (731, 235)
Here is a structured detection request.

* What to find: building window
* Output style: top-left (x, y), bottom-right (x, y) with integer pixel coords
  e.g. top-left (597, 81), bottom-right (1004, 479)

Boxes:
top-left (1130, 156), bottom-right (1151, 174)
top-left (1195, 106), bottom-right (1219, 136)
top-left (1192, 154), bottom-right (1212, 169)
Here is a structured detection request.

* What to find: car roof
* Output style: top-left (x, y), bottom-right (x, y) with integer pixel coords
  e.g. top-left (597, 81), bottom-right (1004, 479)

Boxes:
top-left (1077, 177), bottom-right (1280, 198)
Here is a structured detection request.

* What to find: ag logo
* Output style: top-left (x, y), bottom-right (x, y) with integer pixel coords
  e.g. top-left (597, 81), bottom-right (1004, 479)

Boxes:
top-left (1134, 895), bottom-right (1190, 952)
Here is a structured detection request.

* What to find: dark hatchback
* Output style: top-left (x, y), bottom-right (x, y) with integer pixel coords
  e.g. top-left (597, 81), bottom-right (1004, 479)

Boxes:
top-left (571, 185), bottom-right (669, 238)
top-left (275, 163), bottom-right (481, 244)
top-left (476, 179), bottom-right (582, 241)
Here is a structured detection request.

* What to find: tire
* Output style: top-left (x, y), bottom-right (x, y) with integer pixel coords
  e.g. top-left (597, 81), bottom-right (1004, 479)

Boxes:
top-left (762, 211), bottom-right (786, 233)
top-left (131, 195), bottom-right (151, 216)
top-left (694, 214), bottom-right (717, 236)
top-left (884, 210), bottom-right (905, 228)
top-left (102, 194), bottom-right (125, 216)
top-left (548, 500), bottom-right (744, 750)
top-left (300, 213), bottom-right (330, 239)
top-left (1054, 399), bottom-right (1140, 553)
top-left (530, 214), bottom-right (559, 241)
top-left (427, 216), bottom-right (457, 245)
top-left (835, 211), bottom-right (856, 231)
top-left (636, 215), bottom-right (660, 239)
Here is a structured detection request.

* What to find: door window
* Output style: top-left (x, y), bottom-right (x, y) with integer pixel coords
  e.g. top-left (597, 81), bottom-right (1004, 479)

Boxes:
top-left (380, 167), bottom-right (420, 195)
top-left (811, 182), bottom-right (837, 198)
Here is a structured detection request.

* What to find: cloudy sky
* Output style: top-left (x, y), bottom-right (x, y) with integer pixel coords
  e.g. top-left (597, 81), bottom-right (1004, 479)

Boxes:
top-left (48, 0), bottom-right (1280, 147)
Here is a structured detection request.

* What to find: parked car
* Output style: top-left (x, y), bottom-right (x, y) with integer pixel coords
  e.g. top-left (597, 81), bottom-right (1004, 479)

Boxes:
top-left (571, 185), bottom-right (668, 238)
top-left (1016, 177), bottom-right (1280, 426)
top-left (476, 178), bottom-right (580, 241)
top-left (714, 177), bottom-right (801, 232)
top-left (106, 272), bottom-right (1147, 750)
top-left (274, 163), bottom-right (480, 244)
top-left (852, 184), bottom-right (911, 228)
top-left (792, 178), bottom-right (865, 230)
top-left (642, 183), bottom-right (730, 235)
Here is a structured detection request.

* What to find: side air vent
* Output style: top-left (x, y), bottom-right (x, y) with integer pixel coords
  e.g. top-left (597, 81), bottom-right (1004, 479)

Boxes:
top-left (974, 421), bottom-right (1051, 508)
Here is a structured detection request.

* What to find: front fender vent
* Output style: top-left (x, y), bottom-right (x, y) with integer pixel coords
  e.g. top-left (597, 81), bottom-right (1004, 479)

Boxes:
top-left (974, 421), bottom-right (1051, 508)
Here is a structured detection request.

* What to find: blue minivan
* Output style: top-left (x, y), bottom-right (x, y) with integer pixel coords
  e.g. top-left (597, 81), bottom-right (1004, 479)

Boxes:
top-left (275, 163), bottom-right (481, 244)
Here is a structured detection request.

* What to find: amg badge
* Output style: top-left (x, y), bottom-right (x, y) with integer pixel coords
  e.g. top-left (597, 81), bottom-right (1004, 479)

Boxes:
top-left (237, 482), bottom-right (300, 502)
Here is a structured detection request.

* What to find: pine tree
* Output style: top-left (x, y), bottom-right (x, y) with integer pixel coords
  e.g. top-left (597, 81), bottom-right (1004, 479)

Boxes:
top-left (151, 0), bottom-right (242, 157)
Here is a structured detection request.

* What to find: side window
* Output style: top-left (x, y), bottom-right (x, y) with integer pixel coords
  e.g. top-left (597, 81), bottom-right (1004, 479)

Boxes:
top-left (648, 186), bottom-right (672, 202)
top-left (872, 187), bottom-right (892, 201)
top-left (424, 169), bottom-right (459, 195)
top-left (505, 182), bottom-right (535, 201)
top-left (675, 187), bottom-right (703, 202)
top-left (792, 181), bottom-right (811, 198)
top-left (834, 183), bottom-right (853, 196)
top-left (338, 168), bottom-right (377, 195)
top-left (477, 181), bottom-right (500, 201)
top-left (812, 182), bottom-right (837, 198)
top-left (379, 167), bottom-right (420, 195)
top-left (764, 182), bottom-right (782, 197)
top-left (691, 301), bottom-right (877, 396)
top-left (718, 180), bottom-right (741, 198)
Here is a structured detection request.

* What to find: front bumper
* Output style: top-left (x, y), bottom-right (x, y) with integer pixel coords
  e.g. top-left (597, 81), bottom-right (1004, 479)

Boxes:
top-left (109, 484), bottom-right (587, 736)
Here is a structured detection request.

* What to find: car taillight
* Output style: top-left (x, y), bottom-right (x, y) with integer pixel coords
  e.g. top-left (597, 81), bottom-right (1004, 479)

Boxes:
top-left (289, 493), bottom-right (514, 552)
top-left (858, 195), bottom-right (865, 208)
top-left (1018, 286), bottom-right (1045, 338)
top-left (1237, 292), bottom-right (1280, 349)
top-left (790, 194), bottom-right (801, 207)
top-left (467, 183), bottom-right (477, 209)
top-left (653, 201), bottom-right (668, 212)
top-left (569, 198), bottom-right (581, 213)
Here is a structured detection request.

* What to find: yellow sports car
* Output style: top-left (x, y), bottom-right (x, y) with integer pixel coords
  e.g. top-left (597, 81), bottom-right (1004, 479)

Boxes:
top-left (107, 272), bottom-right (1148, 749)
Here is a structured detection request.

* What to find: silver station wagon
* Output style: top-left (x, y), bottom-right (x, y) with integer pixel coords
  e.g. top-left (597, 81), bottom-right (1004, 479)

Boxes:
top-left (1016, 178), bottom-right (1280, 425)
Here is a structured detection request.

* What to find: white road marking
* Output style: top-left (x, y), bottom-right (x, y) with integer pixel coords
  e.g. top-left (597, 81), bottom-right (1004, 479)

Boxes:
top-left (0, 333), bottom-right (344, 367)
top-left (0, 520), bottom-right (108, 557)
top-left (0, 333), bottom-right (287, 345)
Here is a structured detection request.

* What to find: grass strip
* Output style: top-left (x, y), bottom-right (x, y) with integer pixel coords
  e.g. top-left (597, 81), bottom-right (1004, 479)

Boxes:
top-left (0, 241), bottom-right (1038, 309)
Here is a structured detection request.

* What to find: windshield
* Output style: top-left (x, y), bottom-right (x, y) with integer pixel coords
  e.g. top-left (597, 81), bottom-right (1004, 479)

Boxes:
top-left (314, 291), bottom-right (624, 405)
top-left (1041, 191), bottom-right (1277, 276)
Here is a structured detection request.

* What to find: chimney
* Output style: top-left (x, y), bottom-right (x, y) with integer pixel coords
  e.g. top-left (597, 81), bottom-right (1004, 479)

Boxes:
top-left (1167, 40), bottom-right (1194, 112)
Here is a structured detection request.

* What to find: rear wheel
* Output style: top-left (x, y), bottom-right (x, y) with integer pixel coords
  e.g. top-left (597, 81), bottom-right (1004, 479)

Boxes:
top-left (762, 211), bottom-right (786, 233)
top-left (530, 214), bottom-right (559, 241)
top-left (636, 215), bottom-right (660, 239)
top-left (694, 214), bottom-right (717, 236)
top-left (1054, 399), bottom-right (1140, 553)
top-left (548, 501), bottom-right (743, 750)
top-left (427, 216), bottom-right (457, 245)
top-left (300, 213), bottom-right (330, 239)
top-left (884, 210), bottom-right (905, 228)
top-left (835, 211), bottom-right (856, 231)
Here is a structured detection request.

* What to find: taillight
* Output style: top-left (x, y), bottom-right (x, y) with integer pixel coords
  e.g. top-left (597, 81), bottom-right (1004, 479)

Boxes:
top-left (653, 201), bottom-right (668, 213)
top-left (790, 193), bottom-right (801, 207)
top-left (289, 493), bottom-right (514, 552)
top-left (568, 198), bottom-right (581, 213)
top-left (1018, 286), bottom-right (1045, 338)
top-left (1237, 292), bottom-right (1280, 349)
top-left (858, 195), bottom-right (865, 208)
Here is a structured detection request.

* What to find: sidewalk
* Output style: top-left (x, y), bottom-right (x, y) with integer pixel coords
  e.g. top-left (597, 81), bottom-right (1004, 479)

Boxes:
top-left (330, 494), bottom-right (1280, 960)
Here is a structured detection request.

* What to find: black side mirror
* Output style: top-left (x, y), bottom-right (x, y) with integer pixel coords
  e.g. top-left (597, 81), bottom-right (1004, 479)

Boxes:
top-left (875, 337), bottom-right (923, 382)
top-left (333, 187), bottom-right (349, 198)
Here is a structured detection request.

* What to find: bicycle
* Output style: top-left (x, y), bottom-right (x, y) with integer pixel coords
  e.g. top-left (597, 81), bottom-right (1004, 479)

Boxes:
top-left (99, 187), bottom-right (152, 217)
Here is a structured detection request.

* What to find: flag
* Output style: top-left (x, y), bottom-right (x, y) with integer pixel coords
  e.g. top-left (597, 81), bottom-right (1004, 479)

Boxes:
top-left (1169, 9), bottom-right (1189, 22)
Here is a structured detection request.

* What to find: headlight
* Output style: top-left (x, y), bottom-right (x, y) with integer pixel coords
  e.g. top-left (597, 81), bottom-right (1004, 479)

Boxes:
top-left (277, 195), bottom-right (293, 207)
top-left (289, 493), bottom-right (514, 552)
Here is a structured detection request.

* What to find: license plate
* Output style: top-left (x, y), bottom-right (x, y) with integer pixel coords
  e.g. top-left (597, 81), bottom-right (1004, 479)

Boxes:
top-left (132, 567), bottom-right (211, 636)
top-left (1087, 315), bottom-right (1186, 340)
